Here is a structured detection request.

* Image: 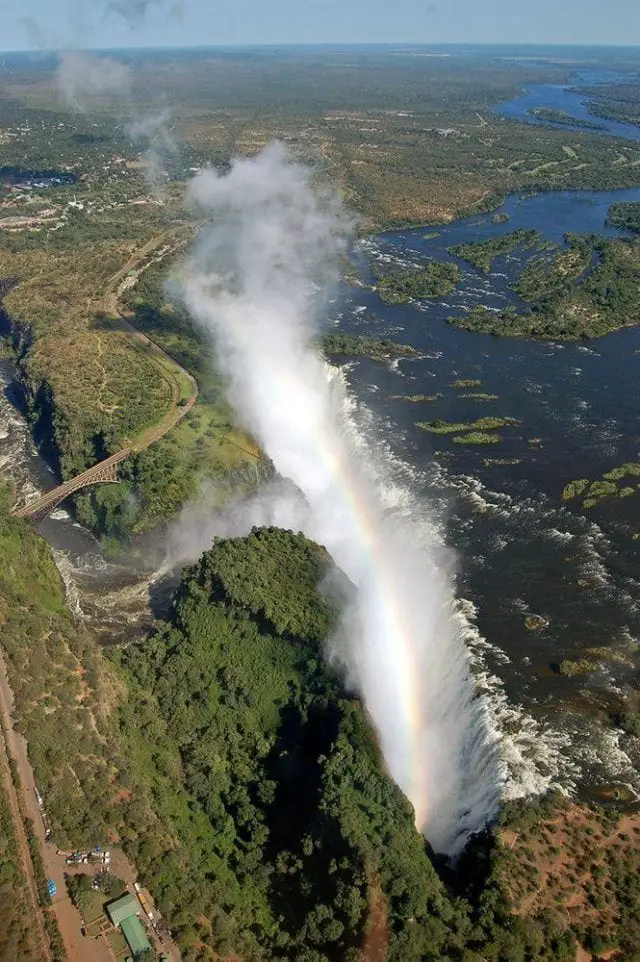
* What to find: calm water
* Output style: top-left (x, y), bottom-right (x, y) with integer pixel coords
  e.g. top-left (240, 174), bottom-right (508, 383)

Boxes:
top-left (494, 69), bottom-right (640, 141)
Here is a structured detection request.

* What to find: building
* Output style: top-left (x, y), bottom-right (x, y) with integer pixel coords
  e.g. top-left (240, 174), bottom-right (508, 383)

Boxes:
top-left (106, 891), bottom-right (152, 957)
top-left (120, 915), bottom-right (151, 956)
top-left (106, 892), bottom-right (139, 927)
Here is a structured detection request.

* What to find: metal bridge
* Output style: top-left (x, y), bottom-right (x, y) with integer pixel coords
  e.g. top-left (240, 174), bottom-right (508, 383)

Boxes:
top-left (10, 449), bottom-right (132, 523)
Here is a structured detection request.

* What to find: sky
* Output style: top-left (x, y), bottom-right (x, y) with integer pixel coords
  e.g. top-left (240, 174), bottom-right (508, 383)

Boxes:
top-left (3, 0), bottom-right (640, 52)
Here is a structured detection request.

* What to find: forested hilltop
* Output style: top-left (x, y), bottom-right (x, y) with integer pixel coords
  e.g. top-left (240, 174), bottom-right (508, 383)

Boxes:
top-left (3, 499), bottom-right (640, 961)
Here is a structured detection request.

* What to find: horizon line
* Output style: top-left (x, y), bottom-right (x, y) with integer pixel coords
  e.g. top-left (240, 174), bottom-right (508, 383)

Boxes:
top-left (2, 40), bottom-right (640, 56)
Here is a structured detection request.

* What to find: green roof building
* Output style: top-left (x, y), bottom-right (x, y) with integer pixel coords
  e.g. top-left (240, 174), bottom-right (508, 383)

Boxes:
top-left (120, 915), bottom-right (151, 956)
top-left (106, 892), bottom-right (139, 927)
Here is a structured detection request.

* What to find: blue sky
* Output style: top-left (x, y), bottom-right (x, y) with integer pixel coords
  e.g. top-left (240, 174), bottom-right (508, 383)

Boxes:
top-left (4, 0), bottom-right (640, 51)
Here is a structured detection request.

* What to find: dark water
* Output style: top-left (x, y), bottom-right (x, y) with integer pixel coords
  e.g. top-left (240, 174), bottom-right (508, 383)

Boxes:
top-left (494, 69), bottom-right (640, 141)
top-left (331, 185), bottom-right (640, 797)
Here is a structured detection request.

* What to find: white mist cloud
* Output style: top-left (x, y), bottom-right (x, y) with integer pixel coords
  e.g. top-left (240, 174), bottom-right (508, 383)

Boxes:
top-left (127, 108), bottom-right (177, 184)
top-left (178, 141), bottom-right (501, 855)
top-left (56, 50), bottom-right (132, 109)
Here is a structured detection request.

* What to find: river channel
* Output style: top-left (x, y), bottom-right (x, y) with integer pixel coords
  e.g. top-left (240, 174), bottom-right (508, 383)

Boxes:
top-left (3, 73), bottom-right (640, 805)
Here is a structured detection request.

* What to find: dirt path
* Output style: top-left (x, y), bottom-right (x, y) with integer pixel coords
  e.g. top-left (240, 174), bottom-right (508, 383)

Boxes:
top-left (361, 878), bottom-right (389, 962)
top-left (0, 657), bottom-right (52, 962)
top-left (99, 231), bottom-right (199, 452)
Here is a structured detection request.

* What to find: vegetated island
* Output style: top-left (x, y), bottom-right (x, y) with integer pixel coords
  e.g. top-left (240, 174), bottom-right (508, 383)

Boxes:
top-left (390, 392), bottom-right (443, 402)
top-left (527, 107), bottom-right (604, 130)
top-left (448, 232), bottom-right (640, 339)
top-left (607, 201), bottom-right (640, 232)
top-left (320, 331), bottom-right (422, 360)
top-left (417, 416), bottom-right (520, 434)
top-left (453, 431), bottom-right (501, 445)
top-left (448, 229), bottom-right (541, 273)
top-left (562, 462), bottom-right (640, 509)
top-left (374, 260), bottom-right (461, 303)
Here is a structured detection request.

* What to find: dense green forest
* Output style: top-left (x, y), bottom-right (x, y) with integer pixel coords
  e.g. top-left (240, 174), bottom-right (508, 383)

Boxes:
top-left (374, 261), bottom-right (461, 303)
top-left (4, 495), bottom-right (640, 959)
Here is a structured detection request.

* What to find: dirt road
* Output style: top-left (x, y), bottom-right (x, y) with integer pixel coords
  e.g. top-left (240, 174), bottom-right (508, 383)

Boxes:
top-left (1, 647), bottom-right (181, 961)
top-left (0, 657), bottom-right (51, 962)
top-left (0, 652), bottom-right (106, 962)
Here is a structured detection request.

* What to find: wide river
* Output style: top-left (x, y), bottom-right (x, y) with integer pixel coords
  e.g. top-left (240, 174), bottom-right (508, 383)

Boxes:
top-left (2, 73), bottom-right (640, 805)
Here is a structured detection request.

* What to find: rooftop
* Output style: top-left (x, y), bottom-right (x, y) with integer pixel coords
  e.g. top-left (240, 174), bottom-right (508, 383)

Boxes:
top-left (120, 914), bottom-right (151, 956)
top-left (106, 891), bottom-right (139, 927)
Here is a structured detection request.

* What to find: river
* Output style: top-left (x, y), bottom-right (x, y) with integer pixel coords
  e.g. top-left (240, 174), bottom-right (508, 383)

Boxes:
top-left (329, 184), bottom-right (640, 801)
top-left (494, 67), bottom-right (640, 140)
top-left (3, 73), bottom-right (640, 806)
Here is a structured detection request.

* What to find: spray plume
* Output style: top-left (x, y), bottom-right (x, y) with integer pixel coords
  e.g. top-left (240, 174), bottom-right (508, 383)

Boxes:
top-left (180, 142), bottom-right (500, 854)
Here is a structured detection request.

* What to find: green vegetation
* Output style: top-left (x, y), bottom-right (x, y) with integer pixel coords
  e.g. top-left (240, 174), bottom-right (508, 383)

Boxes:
top-left (528, 107), bottom-right (603, 130)
top-left (451, 378), bottom-right (482, 388)
top-left (417, 416), bottom-right (520, 434)
top-left (578, 83), bottom-right (640, 129)
top-left (320, 332), bottom-right (421, 360)
top-left (558, 659), bottom-right (600, 677)
top-left (563, 463), bottom-right (640, 509)
top-left (514, 233), bottom-right (594, 302)
top-left (449, 233), bottom-right (640, 339)
top-left (562, 479), bottom-right (589, 501)
top-left (390, 393), bottom-right (443, 402)
top-left (607, 202), bottom-right (640, 232)
top-left (0, 760), bottom-right (45, 962)
top-left (448, 229), bottom-right (541, 272)
top-left (375, 260), bottom-right (461, 303)
top-left (459, 393), bottom-right (498, 400)
top-left (6, 491), bottom-right (640, 960)
top-left (453, 432), bottom-right (501, 445)
top-left (40, 254), bottom-right (263, 544)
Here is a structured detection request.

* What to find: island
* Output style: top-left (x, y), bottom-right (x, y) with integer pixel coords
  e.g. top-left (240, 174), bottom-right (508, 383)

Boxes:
top-left (320, 332), bottom-right (423, 360)
top-left (448, 229), bottom-right (541, 273)
top-left (528, 107), bottom-right (604, 130)
top-left (375, 260), bottom-right (461, 303)
top-left (448, 233), bottom-right (640, 339)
